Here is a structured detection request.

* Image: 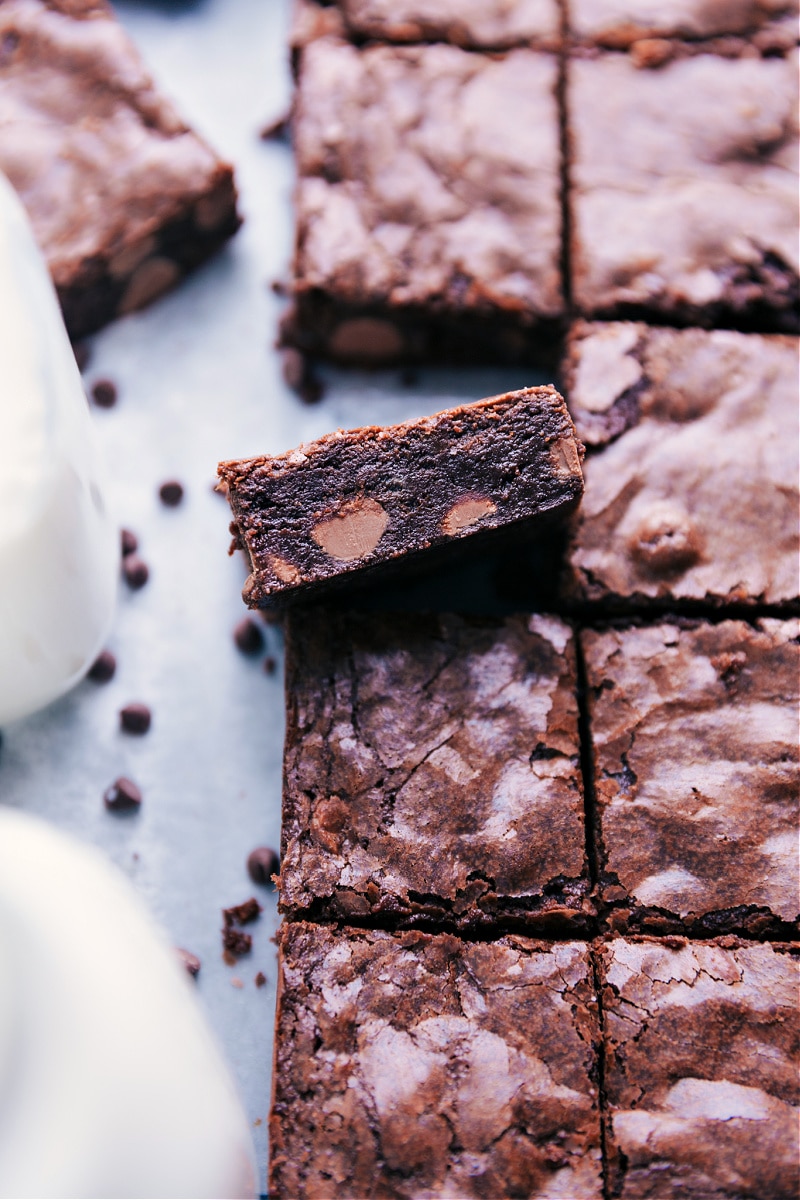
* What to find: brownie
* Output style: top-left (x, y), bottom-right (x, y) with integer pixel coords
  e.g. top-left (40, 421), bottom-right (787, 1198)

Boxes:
top-left (330, 0), bottom-right (562, 50)
top-left (582, 620), bottom-right (800, 938)
top-left (270, 922), bottom-right (603, 1199)
top-left (568, 52), bottom-right (799, 331)
top-left (597, 937), bottom-right (800, 1199)
top-left (0, 0), bottom-right (240, 337)
top-left (219, 387), bottom-right (584, 610)
top-left (561, 324), bottom-right (799, 610)
top-left (569, 0), bottom-right (798, 50)
top-left (284, 35), bottom-right (564, 364)
top-left (281, 611), bottom-right (592, 933)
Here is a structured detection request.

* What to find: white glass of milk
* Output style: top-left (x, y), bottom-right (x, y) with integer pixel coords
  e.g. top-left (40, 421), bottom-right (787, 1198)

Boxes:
top-left (0, 172), bottom-right (117, 724)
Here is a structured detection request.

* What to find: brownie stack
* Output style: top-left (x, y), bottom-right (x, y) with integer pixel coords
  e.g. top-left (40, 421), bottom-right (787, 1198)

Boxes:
top-left (224, 3), bottom-right (799, 1196)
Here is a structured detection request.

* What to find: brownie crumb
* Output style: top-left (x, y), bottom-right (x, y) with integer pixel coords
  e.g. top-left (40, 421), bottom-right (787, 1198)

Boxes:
top-left (87, 649), bottom-right (116, 683)
top-left (120, 703), bottom-right (152, 735)
top-left (281, 348), bottom-right (325, 405)
top-left (104, 776), bottom-right (142, 812)
top-left (222, 927), bottom-right (252, 957)
top-left (231, 976), bottom-right (245, 989)
top-left (91, 378), bottom-right (118, 408)
top-left (264, 656), bottom-right (277, 675)
top-left (123, 555), bottom-right (149, 590)
top-left (223, 897), bottom-right (262, 927)
top-left (260, 111), bottom-right (290, 141)
top-left (271, 278), bottom-right (289, 296)
top-left (120, 528), bottom-right (138, 558)
top-left (176, 947), bottom-right (201, 978)
top-left (255, 971), bottom-right (267, 988)
top-left (233, 617), bottom-right (264, 656)
top-left (247, 846), bottom-right (280, 886)
top-left (73, 340), bottom-right (90, 373)
top-left (159, 480), bottom-right (184, 507)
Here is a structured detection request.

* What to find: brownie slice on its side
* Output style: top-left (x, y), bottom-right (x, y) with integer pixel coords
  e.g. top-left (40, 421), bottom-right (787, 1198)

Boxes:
top-left (281, 611), bottom-right (593, 933)
top-left (270, 923), bottom-right (603, 1199)
top-left (0, 0), bottom-right (240, 337)
top-left (284, 34), bottom-right (564, 364)
top-left (567, 51), bottom-right (798, 331)
top-left (219, 387), bottom-right (584, 611)
top-left (582, 619), bottom-right (800, 939)
top-left (597, 937), bottom-right (800, 1200)
top-left (561, 324), bottom-right (799, 610)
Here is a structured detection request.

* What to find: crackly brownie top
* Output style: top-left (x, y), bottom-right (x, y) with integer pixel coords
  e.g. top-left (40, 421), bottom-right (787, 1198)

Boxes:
top-left (293, 36), bottom-right (562, 317)
top-left (569, 52), bottom-right (799, 320)
top-left (281, 612), bottom-right (588, 925)
top-left (598, 937), bottom-right (800, 1199)
top-left (582, 620), bottom-right (800, 925)
top-left (564, 325), bottom-right (799, 606)
top-left (569, 0), bottom-right (798, 47)
top-left (339, 0), bottom-right (561, 48)
top-left (0, 0), bottom-right (231, 289)
top-left (271, 923), bottom-right (602, 1199)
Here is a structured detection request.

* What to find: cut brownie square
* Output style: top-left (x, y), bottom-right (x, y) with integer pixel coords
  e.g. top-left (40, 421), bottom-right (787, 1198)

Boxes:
top-left (568, 0), bottom-right (798, 51)
top-left (597, 937), bottom-right (800, 1199)
top-left (270, 922), bottom-right (603, 1199)
top-left (219, 387), bottom-right (584, 611)
top-left (285, 34), bottom-right (564, 363)
top-left (331, 0), bottom-right (562, 50)
top-left (582, 619), bottom-right (800, 938)
top-left (561, 324), bottom-right (799, 609)
top-left (281, 611), bottom-right (593, 933)
top-left (568, 51), bottom-right (799, 330)
top-left (0, 0), bottom-right (240, 337)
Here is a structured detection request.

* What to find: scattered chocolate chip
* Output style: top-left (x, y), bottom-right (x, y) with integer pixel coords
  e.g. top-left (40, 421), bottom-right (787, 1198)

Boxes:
top-left (104, 776), bottom-right (142, 812)
top-left (120, 528), bottom-right (138, 557)
top-left (264, 656), bottom-right (277, 675)
top-left (91, 378), bottom-right (118, 408)
top-left (123, 555), bottom-right (149, 590)
top-left (176, 948), bottom-right (201, 977)
top-left (73, 340), bottom-right (91, 373)
top-left (159, 479), bottom-right (184, 507)
top-left (120, 702), bottom-right (152, 735)
top-left (255, 971), bottom-right (267, 988)
top-left (247, 846), bottom-right (280, 886)
top-left (233, 617), bottom-right (264, 656)
top-left (87, 649), bottom-right (116, 683)
top-left (222, 927), bottom-right (252, 957)
top-left (223, 897), bottom-right (262, 927)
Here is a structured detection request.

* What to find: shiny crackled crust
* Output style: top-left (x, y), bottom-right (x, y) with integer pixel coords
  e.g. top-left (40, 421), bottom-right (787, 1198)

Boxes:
top-left (568, 53), bottom-right (799, 330)
top-left (0, 0), bottom-right (240, 336)
top-left (561, 324), bottom-right (799, 609)
top-left (269, 923), bottom-right (602, 1199)
top-left (280, 611), bottom-right (592, 933)
top-left (568, 0), bottom-right (798, 50)
top-left (582, 620), bottom-right (800, 937)
top-left (598, 937), bottom-right (800, 1199)
top-left (337, 0), bottom-right (561, 49)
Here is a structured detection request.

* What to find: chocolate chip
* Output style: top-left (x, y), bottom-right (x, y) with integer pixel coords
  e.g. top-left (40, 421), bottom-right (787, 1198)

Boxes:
top-left (247, 846), bottom-right (280, 886)
top-left (87, 649), bottom-right (116, 683)
top-left (159, 480), bottom-right (184, 507)
top-left (120, 703), bottom-right (151, 735)
top-left (104, 776), bottom-right (142, 812)
top-left (223, 897), bottom-right (262, 927)
top-left (255, 971), bottom-right (267, 988)
top-left (264, 656), bottom-right (277, 675)
top-left (222, 927), bottom-right (252, 957)
top-left (176, 948), bottom-right (201, 977)
top-left (91, 378), bottom-right (118, 408)
top-left (233, 617), bottom-right (264, 656)
top-left (120, 528), bottom-right (138, 557)
top-left (123, 555), bottom-right (149, 590)
top-left (73, 340), bottom-right (91, 373)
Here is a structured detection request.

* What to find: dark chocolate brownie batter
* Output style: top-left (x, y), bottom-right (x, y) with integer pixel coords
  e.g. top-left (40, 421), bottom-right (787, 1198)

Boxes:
top-left (281, 611), bottom-right (592, 933)
top-left (270, 923), bottom-right (603, 1199)
top-left (561, 324), bottom-right (799, 610)
top-left (0, 0), bottom-right (240, 336)
top-left (219, 387), bottom-right (584, 610)
top-left (597, 937), bottom-right (800, 1199)
top-left (582, 620), bottom-right (800, 938)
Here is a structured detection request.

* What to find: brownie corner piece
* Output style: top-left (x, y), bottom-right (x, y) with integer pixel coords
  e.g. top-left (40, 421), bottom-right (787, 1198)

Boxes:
top-left (0, 0), bottom-right (240, 337)
top-left (270, 923), bottom-right (603, 1199)
top-left (598, 936), bottom-right (800, 1200)
top-left (582, 618), bottom-right (800, 938)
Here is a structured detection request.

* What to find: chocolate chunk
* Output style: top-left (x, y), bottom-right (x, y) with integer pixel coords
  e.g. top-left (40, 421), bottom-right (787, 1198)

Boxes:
top-left (123, 555), bottom-right (149, 590)
top-left (222, 927), bottom-right (252, 957)
top-left (223, 897), bottom-right (263, 927)
top-left (233, 617), bottom-right (264, 656)
top-left (119, 703), bottom-right (152, 735)
top-left (103, 776), bottom-right (142, 812)
top-left (87, 649), bottom-right (116, 683)
top-left (247, 846), bottom-right (280, 886)
top-left (255, 971), bottom-right (267, 988)
top-left (91, 378), bottom-right (118, 408)
top-left (120, 528), bottom-right (138, 558)
top-left (159, 480), bottom-right (184, 507)
top-left (176, 947), bottom-right (201, 978)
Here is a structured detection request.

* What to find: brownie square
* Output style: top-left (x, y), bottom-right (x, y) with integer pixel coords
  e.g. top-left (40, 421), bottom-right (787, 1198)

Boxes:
top-left (561, 324), bottom-right (799, 609)
top-left (568, 51), bottom-right (799, 330)
top-left (286, 35), bottom-right (564, 363)
top-left (335, 0), bottom-right (562, 49)
top-left (220, 388), bottom-right (584, 611)
top-left (270, 922), bottom-right (603, 1199)
top-left (0, 0), bottom-right (240, 337)
top-left (281, 611), bottom-right (592, 933)
top-left (582, 619), bottom-right (800, 938)
top-left (568, 0), bottom-right (798, 51)
top-left (598, 937), bottom-right (800, 1199)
